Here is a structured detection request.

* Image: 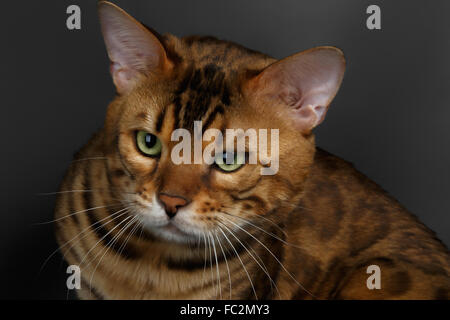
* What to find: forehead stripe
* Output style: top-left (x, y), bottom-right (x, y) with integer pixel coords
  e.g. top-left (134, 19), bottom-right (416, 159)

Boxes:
top-left (203, 104), bottom-right (225, 130)
top-left (156, 107), bottom-right (166, 133)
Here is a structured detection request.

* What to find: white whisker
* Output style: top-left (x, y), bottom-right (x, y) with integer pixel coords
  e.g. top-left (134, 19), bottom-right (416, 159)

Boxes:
top-left (221, 216), bottom-right (315, 298)
top-left (217, 226), bottom-right (257, 300)
top-left (215, 232), bottom-right (232, 299)
top-left (218, 221), bottom-right (281, 299)
top-left (88, 215), bottom-right (138, 294)
top-left (39, 206), bottom-right (131, 273)
top-left (210, 231), bottom-right (222, 299)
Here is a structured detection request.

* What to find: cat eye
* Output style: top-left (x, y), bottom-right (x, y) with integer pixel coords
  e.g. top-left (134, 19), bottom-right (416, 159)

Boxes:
top-left (214, 152), bottom-right (245, 172)
top-left (136, 130), bottom-right (162, 157)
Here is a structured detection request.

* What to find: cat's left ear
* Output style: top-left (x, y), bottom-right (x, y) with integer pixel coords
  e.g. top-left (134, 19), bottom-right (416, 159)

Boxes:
top-left (98, 1), bottom-right (172, 94)
top-left (245, 47), bottom-right (345, 134)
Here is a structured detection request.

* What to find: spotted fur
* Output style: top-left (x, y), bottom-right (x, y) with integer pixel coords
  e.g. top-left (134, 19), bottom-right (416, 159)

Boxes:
top-left (54, 2), bottom-right (450, 300)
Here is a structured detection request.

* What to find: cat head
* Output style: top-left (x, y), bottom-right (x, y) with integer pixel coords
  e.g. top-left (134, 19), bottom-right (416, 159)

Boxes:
top-left (97, 1), bottom-right (345, 243)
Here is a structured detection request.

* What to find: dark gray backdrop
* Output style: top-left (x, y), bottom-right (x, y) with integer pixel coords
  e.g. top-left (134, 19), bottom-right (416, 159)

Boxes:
top-left (1, 0), bottom-right (449, 299)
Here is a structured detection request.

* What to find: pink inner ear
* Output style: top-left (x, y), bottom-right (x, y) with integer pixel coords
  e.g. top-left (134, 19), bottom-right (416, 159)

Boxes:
top-left (295, 91), bottom-right (334, 127)
top-left (110, 62), bottom-right (138, 93)
top-left (293, 104), bottom-right (321, 133)
top-left (255, 47), bottom-right (345, 134)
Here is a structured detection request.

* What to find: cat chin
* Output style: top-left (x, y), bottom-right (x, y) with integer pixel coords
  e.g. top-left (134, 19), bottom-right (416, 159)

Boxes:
top-left (143, 221), bottom-right (199, 244)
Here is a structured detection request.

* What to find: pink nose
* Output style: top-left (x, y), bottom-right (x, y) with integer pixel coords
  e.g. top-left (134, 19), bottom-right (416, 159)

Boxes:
top-left (158, 193), bottom-right (189, 218)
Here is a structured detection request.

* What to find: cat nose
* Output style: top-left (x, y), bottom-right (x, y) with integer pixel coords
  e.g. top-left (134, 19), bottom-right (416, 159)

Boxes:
top-left (158, 193), bottom-right (189, 218)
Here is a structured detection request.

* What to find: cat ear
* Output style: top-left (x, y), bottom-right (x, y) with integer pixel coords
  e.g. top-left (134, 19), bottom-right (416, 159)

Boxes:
top-left (246, 47), bottom-right (345, 134)
top-left (98, 1), bottom-right (172, 94)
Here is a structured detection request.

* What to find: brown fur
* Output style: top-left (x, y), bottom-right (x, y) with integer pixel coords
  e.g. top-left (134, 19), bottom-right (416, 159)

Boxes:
top-left (54, 13), bottom-right (450, 300)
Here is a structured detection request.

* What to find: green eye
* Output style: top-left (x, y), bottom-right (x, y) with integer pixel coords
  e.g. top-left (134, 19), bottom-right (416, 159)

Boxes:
top-left (215, 152), bottom-right (245, 172)
top-left (136, 131), bottom-right (162, 156)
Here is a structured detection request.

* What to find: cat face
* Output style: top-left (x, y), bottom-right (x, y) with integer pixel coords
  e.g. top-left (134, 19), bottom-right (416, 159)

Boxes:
top-left (98, 2), bottom-right (345, 244)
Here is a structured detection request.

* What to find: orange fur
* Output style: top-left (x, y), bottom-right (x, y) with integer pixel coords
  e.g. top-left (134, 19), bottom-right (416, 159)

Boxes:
top-left (54, 2), bottom-right (450, 300)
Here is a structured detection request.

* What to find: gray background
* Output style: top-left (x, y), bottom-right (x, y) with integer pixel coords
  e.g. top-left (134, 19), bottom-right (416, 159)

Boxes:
top-left (1, 0), bottom-right (449, 299)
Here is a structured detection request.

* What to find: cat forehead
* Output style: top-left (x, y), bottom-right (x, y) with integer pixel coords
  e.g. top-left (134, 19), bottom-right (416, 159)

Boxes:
top-left (127, 35), bottom-right (275, 131)
top-left (172, 62), bottom-right (231, 128)
top-left (167, 36), bottom-right (275, 129)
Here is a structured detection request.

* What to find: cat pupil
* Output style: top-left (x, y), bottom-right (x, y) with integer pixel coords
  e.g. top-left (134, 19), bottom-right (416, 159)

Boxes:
top-left (145, 134), bottom-right (157, 148)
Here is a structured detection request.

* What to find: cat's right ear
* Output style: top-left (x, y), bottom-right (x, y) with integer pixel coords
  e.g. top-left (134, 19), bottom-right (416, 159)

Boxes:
top-left (98, 1), bottom-right (172, 94)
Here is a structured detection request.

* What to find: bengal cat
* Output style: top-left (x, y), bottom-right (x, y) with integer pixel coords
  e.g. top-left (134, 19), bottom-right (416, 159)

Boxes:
top-left (54, 1), bottom-right (450, 299)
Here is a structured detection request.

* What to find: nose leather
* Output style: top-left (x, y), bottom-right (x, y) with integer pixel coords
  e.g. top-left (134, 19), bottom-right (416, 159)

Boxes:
top-left (158, 193), bottom-right (189, 218)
